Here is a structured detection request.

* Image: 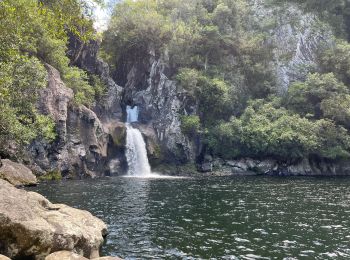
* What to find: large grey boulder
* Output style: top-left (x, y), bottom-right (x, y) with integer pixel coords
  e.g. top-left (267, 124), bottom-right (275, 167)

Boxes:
top-left (0, 179), bottom-right (107, 260)
top-left (0, 159), bottom-right (37, 186)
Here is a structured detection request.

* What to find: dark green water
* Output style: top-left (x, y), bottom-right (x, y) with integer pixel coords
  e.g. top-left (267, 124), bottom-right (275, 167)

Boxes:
top-left (29, 176), bottom-right (350, 259)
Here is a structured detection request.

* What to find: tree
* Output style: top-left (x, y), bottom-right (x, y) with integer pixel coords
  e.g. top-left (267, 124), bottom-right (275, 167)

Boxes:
top-left (320, 40), bottom-right (350, 85)
top-left (0, 56), bottom-right (56, 154)
top-left (320, 95), bottom-right (350, 128)
top-left (102, 0), bottom-right (172, 66)
top-left (207, 101), bottom-right (350, 160)
top-left (176, 68), bottom-right (230, 124)
top-left (180, 115), bottom-right (201, 136)
top-left (0, 0), bottom-right (100, 156)
top-left (286, 73), bottom-right (348, 118)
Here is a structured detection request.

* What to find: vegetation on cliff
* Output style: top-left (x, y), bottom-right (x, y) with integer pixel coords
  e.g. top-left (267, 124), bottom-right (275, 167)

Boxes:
top-left (1, 0), bottom-right (350, 166)
top-left (0, 0), bottom-right (103, 156)
top-left (103, 0), bottom-right (350, 162)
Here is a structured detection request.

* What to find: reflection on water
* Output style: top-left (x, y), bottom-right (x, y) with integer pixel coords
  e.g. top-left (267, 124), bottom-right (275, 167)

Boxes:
top-left (123, 173), bottom-right (188, 179)
top-left (29, 176), bottom-right (350, 259)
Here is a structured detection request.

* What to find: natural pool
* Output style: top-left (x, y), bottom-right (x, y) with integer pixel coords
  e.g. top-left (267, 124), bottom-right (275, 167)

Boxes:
top-left (29, 176), bottom-right (350, 259)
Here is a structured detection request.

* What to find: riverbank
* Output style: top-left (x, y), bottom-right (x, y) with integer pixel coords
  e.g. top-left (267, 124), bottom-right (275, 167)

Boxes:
top-left (153, 157), bottom-right (350, 177)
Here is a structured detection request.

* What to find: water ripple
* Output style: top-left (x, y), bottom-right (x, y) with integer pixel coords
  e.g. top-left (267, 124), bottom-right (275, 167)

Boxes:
top-left (28, 176), bottom-right (350, 259)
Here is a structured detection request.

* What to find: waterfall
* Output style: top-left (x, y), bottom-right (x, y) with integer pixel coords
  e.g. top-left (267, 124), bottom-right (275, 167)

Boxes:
top-left (126, 105), bottom-right (139, 123)
top-left (125, 106), bottom-right (152, 176)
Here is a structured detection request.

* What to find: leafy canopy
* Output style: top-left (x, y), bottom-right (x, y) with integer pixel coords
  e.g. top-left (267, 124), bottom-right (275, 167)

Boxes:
top-left (0, 0), bottom-right (102, 156)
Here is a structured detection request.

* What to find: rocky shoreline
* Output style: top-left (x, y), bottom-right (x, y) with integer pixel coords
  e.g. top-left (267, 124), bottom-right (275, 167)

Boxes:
top-left (0, 163), bottom-right (122, 260)
top-left (154, 157), bottom-right (350, 177)
top-left (200, 157), bottom-right (350, 176)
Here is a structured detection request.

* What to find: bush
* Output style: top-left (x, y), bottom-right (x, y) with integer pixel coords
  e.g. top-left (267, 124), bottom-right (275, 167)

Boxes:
top-left (180, 115), bottom-right (201, 136)
top-left (39, 170), bottom-right (62, 181)
top-left (315, 119), bottom-right (350, 159)
top-left (207, 101), bottom-right (350, 160)
top-left (320, 40), bottom-right (350, 84)
top-left (286, 73), bottom-right (348, 118)
top-left (0, 56), bottom-right (56, 151)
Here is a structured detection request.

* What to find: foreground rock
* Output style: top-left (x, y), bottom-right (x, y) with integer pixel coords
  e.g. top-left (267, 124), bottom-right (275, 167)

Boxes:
top-left (45, 251), bottom-right (122, 260)
top-left (0, 180), bottom-right (107, 260)
top-left (0, 159), bottom-right (37, 186)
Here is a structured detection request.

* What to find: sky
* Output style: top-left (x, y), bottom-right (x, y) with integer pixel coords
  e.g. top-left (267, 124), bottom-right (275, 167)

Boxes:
top-left (93, 4), bottom-right (109, 31)
top-left (92, 0), bottom-right (118, 31)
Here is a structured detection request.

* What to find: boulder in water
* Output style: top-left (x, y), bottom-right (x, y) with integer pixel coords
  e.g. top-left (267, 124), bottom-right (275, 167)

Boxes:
top-left (0, 179), bottom-right (107, 259)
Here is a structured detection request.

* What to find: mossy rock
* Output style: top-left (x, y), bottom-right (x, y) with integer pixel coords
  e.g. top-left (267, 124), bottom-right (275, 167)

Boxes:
top-left (111, 125), bottom-right (126, 147)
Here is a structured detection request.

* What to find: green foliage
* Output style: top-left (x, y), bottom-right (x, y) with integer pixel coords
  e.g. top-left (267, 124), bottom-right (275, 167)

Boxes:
top-left (207, 102), bottom-right (350, 160)
top-left (64, 67), bottom-right (95, 106)
top-left (286, 73), bottom-right (348, 121)
top-left (320, 95), bottom-right (350, 128)
top-left (102, 0), bottom-right (172, 65)
top-left (0, 0), bottom-right (97, 155)
top-left (0, 0), bottom-right (99, 107)
top-left (176, 68), bottom-right (231, 124)
top-left (39, 170), bottom-right (62, 181)
top-left (38, 0), bottom-right (97, 42)
top-left (205, 118), bottom-right (243, 159)
top-left (103, 0), bottom-right (350, 163)
top-left (104, 0), bottom-right (276, 104)
top-left (315, 119), bottom-right (350, 159)
top-left (320, 40), bottom-right (350, 84)
top-left (180, 115), bottom-right (201, 136)
top-left (90, 75), bottom-right (107, 101)
top-left (0, 56), bottom-right (56, 151)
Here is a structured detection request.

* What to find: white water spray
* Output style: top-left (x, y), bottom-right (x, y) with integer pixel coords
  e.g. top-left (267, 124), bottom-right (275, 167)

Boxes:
top-left (125, 106), bottom-right (152, 176)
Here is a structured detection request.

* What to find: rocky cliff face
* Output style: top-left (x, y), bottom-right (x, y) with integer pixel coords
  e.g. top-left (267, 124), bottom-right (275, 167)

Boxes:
top-left (29, 64), bottom-right (126, 178)
top-left (119, 51), bottom-right (197, 165)
top-left (27, 1), bottom-right (338, 177)
top-left (250, 0), bottom-right (333, 91)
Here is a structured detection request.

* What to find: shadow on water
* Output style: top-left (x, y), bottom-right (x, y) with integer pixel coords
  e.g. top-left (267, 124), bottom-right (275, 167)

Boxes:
top-left (28, 175), bottom-right (350, 259)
